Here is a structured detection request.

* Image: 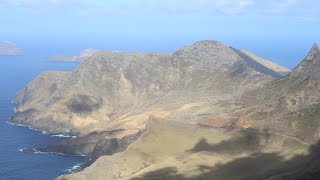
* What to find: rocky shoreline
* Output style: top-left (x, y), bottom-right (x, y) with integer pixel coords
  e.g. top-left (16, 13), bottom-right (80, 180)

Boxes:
top-left (21, 128), bottom-right (145, 167)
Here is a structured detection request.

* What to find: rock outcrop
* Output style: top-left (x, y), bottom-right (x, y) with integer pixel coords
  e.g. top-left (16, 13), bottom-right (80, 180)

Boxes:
top-left (90, 130), bottom-right (145, 162)
top-left (12, 40), bottom-right (288, 136)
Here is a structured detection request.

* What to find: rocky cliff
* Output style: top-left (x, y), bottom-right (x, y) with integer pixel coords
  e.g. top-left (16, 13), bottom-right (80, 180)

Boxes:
top-left (12, 40), bottom-right (286, 136)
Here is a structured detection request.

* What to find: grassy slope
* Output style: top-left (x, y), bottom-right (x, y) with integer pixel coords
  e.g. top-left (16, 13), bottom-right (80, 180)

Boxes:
top-left (59, 118), bottom-right (312, 180)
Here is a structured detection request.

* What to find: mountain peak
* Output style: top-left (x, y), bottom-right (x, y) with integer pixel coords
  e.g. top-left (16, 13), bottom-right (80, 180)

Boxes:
top-left (306, 43), bottom-right (320, 60)
top-left (176, 40), bottom-right (228, 54)
top-left (192, 40), bottom-right (226, 47)
top-left (291, 43), bottom-right (320, 77)
top-left (312, 42), bottom-right (319, 50)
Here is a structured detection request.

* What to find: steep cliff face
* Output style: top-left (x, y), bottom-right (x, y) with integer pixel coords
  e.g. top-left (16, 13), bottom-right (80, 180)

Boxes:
top-left (12, 40), bottom-right (286, 136)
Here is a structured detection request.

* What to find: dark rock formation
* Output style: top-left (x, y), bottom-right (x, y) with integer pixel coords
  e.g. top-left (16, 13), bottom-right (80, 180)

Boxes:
top-left (23, 129), bottom-right (144, 159)
top-left (91, 130), bottom-right (145, 162)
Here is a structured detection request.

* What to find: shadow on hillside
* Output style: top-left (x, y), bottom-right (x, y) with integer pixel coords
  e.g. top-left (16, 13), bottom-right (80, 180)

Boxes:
top-left (232, 48), bottom-right (283, 78)
top-left (131, 130), bottom-right (320, 180)
top-left (189, 129), bottom-right (271, 155)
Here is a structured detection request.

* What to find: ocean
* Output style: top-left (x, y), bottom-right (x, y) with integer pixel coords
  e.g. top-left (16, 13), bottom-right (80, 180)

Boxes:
top-left (0, 52), bottom-right (88, 180)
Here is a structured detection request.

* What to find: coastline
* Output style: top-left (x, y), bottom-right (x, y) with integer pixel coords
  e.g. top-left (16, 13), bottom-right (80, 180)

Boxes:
top-left (6, 121), bottom-right (78, 138)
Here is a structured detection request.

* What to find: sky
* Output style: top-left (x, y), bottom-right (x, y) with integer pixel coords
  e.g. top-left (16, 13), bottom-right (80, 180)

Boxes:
top-left (0, 0), bottom-right (319, 68)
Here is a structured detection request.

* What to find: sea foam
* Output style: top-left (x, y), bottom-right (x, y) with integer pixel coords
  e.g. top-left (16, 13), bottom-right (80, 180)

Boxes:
top-left (6, 121), bottom-right (48, 135)
top-left (65, 163), bottom-right (85, 173)
top-left (7, 121), bottom-right (78, 138)
top-left (51, 134), bottom-right (77, 138)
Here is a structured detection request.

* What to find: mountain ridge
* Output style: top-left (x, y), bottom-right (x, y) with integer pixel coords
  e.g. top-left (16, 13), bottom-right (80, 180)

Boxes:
top-left (240, 49), bottom-right (290, 75)
top-left (12, 40), bottom-right (286, 136)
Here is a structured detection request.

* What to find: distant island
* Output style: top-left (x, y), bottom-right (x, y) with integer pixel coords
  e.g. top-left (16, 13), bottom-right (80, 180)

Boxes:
top-left (0, 41), bottom-right (22, 56)
top-left (49, 48), bottom-right (100, 61)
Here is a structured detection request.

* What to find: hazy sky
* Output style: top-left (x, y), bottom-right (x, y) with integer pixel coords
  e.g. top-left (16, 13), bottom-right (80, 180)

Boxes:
top-left (0, 0), bottom-right (319, 68)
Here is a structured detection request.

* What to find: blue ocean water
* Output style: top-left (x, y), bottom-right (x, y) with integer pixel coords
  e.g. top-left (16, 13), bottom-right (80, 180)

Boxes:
top-left (0, 52), bottom-right (88, 179)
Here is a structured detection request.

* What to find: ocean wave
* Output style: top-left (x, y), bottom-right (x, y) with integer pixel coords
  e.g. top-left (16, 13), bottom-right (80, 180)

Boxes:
top-left (18, 148), bottom-right (87, 157)
top-left (65, 163), bottom-right (85, 173)
top-left (11, 99), bottom-right (19, 112)
top-left (6, 121), bottom-right (16, 126)
top-left (11, 100), bottom-right (16, 105)
top-left (7, 121), bottom-right (78, 138)
top-left (6, 121), bottom-right (48, 135)
top-left (51, 134), bottom-right (77, 138)
top-left (34, 151), bottom-right (87, 157)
